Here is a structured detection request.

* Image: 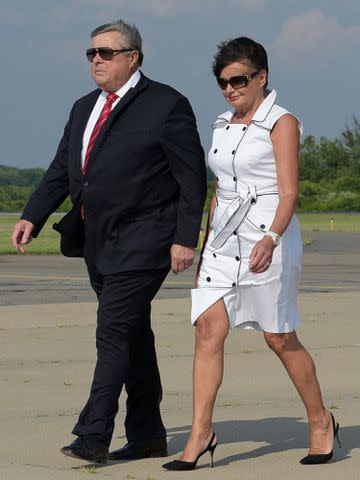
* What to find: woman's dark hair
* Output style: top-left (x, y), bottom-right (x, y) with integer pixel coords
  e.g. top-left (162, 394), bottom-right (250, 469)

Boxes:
top-left (212, 37), bottom-right (269, 89)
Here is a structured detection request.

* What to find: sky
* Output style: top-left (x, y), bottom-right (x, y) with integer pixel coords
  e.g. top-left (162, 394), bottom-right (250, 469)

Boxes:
top-left (1, 0), bottom-right (359, 168)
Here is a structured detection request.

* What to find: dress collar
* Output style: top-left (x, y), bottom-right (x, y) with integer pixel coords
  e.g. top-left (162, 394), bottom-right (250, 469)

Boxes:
top-left (252, 89), bottom-right (277, 122)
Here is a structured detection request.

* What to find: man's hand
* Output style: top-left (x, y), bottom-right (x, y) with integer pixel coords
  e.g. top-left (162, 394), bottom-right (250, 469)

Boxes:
top-left (170, 244), bottom-right (195, 274)
top-left (11, 220), bottom-right (35, 253)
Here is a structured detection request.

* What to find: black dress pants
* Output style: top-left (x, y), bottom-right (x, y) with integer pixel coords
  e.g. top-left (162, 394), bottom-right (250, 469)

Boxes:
top-left (72, 263), bottom-right (169, 446)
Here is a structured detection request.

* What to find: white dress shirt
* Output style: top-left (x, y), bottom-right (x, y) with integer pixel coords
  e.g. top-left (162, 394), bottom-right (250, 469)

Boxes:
top-left (81, 69), bottom-right (141, 167)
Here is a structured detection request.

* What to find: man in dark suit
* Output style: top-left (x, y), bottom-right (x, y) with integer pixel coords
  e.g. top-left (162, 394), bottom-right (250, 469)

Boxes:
top-left (12, 19), bottom-right (206, 464)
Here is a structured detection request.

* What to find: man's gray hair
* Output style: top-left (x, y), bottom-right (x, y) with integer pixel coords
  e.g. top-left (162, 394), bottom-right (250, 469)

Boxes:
top-left (91, 19), bottom-right (143, 66)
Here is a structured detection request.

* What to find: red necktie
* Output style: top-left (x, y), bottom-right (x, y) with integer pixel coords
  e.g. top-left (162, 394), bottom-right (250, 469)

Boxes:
top-left (81, 92), bottom-right (118, 219)
top-left (82, 92), bottom-right (118, 175)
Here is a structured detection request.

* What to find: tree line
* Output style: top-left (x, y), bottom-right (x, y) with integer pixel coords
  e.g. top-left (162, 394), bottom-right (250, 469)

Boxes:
top-left (0, 166), bottom-right (71, 212)
top-left (1, 117), bottom-right (359, 213)
top-left (298, 117), bottom-right (360, 211)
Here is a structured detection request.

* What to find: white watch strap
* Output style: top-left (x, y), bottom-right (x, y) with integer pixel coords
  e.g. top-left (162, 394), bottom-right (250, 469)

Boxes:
top-left (266, 230), bottom-right (280, 245)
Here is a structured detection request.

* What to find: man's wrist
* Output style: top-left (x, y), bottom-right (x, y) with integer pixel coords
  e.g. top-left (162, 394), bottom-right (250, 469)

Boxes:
top-left (172, 243), bottom-right (195, 250)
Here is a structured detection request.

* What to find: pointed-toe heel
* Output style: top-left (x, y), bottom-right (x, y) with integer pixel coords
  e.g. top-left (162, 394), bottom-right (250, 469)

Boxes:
top-left (300, 412), bottom-right (341, 465)
top-left (162, 432), bottom-right (218, 471)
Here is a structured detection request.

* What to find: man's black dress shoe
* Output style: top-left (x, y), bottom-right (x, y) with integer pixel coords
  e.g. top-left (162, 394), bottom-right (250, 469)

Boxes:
top-left (60, 435), bottom-right (109, 464)
top-left (109, 437), bottom-right (167, 460)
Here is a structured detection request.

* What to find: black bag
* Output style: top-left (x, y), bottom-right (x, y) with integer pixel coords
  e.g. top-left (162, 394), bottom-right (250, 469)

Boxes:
top-left (52, 203), bottom-right (85, 257)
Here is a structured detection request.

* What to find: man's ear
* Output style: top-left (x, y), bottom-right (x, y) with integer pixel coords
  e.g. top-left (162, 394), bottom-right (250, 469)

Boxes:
top-left (129, 50), bottom-right (140, 67)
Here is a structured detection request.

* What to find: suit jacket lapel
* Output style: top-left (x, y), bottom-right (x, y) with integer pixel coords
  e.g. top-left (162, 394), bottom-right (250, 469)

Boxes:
top-left (84, 74), bottom-right (149, 173)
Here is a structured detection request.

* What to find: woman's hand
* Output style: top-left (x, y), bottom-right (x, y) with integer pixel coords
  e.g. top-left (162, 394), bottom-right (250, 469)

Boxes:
top-left (249, 236), bottom-right (276, 273)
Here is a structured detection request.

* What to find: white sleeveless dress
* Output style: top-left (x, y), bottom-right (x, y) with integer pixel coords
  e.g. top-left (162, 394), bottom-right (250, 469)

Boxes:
top-left (191, 90), bottom-right (303, 333)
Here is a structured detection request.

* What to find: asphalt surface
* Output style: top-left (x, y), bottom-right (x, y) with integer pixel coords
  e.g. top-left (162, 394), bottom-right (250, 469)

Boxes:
top-left (1, 231), bottom-right (360, 480)
top-left (0, 231), bottom-right (359, 306)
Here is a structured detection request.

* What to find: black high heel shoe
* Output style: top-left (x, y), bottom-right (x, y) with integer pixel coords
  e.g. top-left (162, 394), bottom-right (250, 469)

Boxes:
top-left (162, 432), bottom-right (218, 471)
top-left (300, 412), bottom-right (341, 465)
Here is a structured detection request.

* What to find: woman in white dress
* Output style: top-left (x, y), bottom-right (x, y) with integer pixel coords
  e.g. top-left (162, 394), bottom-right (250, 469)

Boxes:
top-left (163, 37), bottom-right (340, 470)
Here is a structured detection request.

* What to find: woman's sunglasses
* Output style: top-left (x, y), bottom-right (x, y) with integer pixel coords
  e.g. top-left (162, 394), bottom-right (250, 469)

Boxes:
top-left (216, 71), bottom-right (259, 90)
top-left (86, 47), bottom-right (134, 62)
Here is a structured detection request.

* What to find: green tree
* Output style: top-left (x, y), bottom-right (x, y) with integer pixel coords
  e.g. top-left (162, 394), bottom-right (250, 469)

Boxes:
top-left (299, 135), bottom-right (324, 182)
top-left (299, 136), bottom-right (351, 182)
top-left (341, 116), bottom-right (360, 176)
top-left (0, 165), bottom-right (44, 187)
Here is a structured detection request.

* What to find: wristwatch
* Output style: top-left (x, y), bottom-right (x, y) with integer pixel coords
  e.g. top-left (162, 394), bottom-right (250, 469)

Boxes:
top-left (265, 230), bottom-right (280, 246)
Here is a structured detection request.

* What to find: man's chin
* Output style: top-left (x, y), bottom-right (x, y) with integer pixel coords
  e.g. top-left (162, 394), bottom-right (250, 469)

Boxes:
top-left (96, 83), bottom-right (111, 92)
top-left (92, 76), bottom-right (109, 90)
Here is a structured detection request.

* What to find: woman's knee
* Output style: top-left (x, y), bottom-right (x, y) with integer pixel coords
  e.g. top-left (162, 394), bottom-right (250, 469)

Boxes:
top-left (195, 312), bottom-right (228, 345)
top-left (263, 331), bottom-right (297, 355)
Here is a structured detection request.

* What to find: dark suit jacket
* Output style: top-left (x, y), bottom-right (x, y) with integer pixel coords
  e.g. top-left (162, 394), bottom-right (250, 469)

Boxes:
top-left (21, 73), bottom-right (207, 274)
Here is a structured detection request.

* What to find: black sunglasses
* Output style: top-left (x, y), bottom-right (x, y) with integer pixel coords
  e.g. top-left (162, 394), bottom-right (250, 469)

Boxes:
top-left (216, 71), bottom-right (259, 90)
top-left (86, 47), bottom-right (134, 62)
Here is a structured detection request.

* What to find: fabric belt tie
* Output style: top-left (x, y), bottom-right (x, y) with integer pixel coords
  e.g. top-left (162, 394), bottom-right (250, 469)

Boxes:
top-left (210, 184), bottom-right (278, 250)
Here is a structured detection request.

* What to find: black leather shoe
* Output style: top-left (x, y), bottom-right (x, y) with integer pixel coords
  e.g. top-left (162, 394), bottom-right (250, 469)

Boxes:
top-left (109, 437), bottom-right (167, 460)
top-left (60, 435), bottom-right (109, 464)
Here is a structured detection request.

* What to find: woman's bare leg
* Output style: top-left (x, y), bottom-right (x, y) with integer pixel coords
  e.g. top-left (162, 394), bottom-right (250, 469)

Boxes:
top-left (180, 299), bottom-right (229, 461)
top-left (264, 331), bottom-right (334, 454)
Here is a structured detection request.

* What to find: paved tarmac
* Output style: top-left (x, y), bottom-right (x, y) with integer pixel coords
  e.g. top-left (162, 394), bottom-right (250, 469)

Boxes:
top-left (1, 232), bottom-right (360, 306)
top-left (0, 231), bottom-right (359, 479)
